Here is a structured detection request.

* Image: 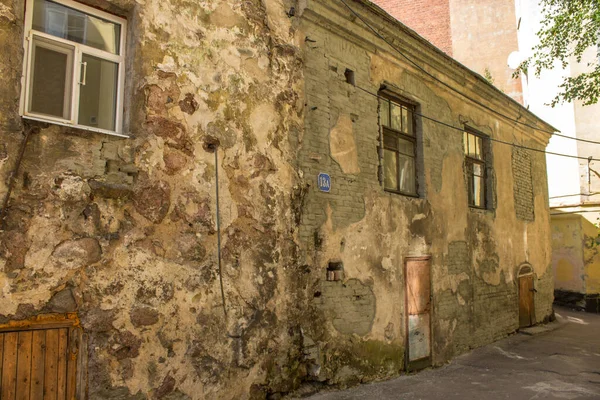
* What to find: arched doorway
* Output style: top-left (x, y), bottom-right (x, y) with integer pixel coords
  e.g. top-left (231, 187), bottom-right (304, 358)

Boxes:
top-left (518, 264), bottom-right (536, 328)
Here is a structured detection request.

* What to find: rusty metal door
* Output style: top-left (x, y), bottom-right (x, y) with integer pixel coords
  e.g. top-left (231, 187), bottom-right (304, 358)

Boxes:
top-left (0, 317), bottom-right (79, 400)
top-left (519, 274), bottom-right (535, 328)
top-left (404, 256), bottom-right (432, 371)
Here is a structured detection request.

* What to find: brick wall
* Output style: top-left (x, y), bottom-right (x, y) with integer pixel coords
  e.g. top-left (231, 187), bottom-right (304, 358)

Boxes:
top-left (373, 0), bottom-right (453, 55)
top-left (512, 147), bottom-right (535, 221)
top-left (317, 279), bottom-right (376, 336)
top-left (298, 29), bottom-right (377, 246)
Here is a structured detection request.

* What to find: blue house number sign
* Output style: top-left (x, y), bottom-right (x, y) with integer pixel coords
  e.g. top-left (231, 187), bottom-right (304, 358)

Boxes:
top-left (318, 173), bottom-right (331, 193)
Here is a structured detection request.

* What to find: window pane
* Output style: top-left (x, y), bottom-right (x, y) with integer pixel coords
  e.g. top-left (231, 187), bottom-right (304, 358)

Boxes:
top-left (473, 163), bottom-right (483, 177)
top-left (390, 102), bottom-right (402, 131)
top-left (398, 137), bottom-right (414, 156)
top-left (78, 54), bottom-right (118, 131)
top-left (401, 106), bottom-right (409, 134)
top-left (29, 37), bottom-right (73, 120)
top-left (398, 153), bottom-right (416, 194)
top-left (384, 132), bottom-right (398, 150)
top-left (33, 0), bottom-right (121, 54)
top-left (380, 100), bottom-right (390, 127)
top-left (471, 175), bottom-right (485, 207)
top-left (384, 149), bottom-right (398, 191)
top-left (475, 136), bottom-right (482, 158)
top-left (405, 107), bottom-right (414, 136)
top-left (463, 132), bottom-right (469, 154)
top-left (468, 133), bottom-right (476, 157)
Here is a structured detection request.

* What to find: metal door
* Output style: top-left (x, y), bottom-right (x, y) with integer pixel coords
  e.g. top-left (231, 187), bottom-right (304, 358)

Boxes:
top-left (404, 256), bottom-right (432, 371)
top-left (0, 317), bottom-right (79, 400)
top-left (519, 274), bottom-right (535, 328)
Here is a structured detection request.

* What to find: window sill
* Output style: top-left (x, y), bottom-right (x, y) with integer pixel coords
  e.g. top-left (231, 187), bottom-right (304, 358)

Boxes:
top-left (469, 205), bottom-right (494, 213)
top-left (384, 188), bottom-right (420, 199)
top-left (23, 115), bottom-right (129, 138)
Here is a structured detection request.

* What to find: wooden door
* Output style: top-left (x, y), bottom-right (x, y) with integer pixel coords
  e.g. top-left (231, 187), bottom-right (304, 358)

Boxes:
top-left (405, 257), bottom-right (432, 371)
top-left (519, 274), bottom-right (535, 328)
top-left (0, 325), bottom-right (78, 400)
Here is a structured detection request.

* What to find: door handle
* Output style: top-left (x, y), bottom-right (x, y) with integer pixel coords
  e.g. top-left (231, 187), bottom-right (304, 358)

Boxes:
top-left (79, 61), bottom-right (87, 86)
top-left (529, 288), bottom-right (537, 293)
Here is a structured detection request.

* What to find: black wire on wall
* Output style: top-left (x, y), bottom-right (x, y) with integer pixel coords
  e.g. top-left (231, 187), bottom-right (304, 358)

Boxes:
top-left (337, 0), bottom-right (600, 147)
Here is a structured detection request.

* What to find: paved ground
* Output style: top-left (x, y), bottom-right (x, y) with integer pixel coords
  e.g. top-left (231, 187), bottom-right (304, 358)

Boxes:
top-left (303, 307), bottom-right (600, 400)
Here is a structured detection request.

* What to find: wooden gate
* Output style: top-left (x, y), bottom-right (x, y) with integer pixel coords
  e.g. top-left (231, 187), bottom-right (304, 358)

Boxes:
top-left (518, 270), bottom-right (535, 328)
top-left (404, 256), bottom-right (432, 371)
top-left (0, 314), bottom-right (79, 400)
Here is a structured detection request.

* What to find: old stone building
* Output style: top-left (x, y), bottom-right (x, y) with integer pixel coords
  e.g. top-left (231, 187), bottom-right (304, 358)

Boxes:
top-left (0, 0), bottom-right (554, 398)
top-left (374, 0), bottom-right (600, 313)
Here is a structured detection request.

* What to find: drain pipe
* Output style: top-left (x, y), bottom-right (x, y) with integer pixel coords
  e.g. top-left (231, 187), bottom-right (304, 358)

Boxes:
top-left (204, 137), bottom-right (227, 317)
top-left (0, 125), bottom-right (39, 229)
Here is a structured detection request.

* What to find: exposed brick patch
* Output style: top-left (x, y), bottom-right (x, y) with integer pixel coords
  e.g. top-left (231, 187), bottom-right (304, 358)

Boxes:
top-left (317, 279), bottom-right (376, 336)
top-left (512, 148), bottom-right (534, 222)
top-left (373, 0), bottom-right (453, 55)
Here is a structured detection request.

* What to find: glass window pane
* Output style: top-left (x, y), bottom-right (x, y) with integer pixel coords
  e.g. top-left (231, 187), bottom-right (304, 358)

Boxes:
top-left (29, 37), bottom-right (73, 120)
top-left (398, 154), bottom-right (416, 194)
top-left (406, 108), bottom-right (414, 136)
top-left (390, 102), bottom-right (402, 131)
top-left (472, 176), bottom-right (485, 207)
top-left (475, 136), bottom-right (482, 158)
top-left (33, 0), bottom-right (121, 54)
top-left (401, 106), bottom-right (408, 134)
top-left (398, 137), bottom-right (414, 156)
top-left (380, 100), bottom-right (390, 127)
top-left (384, 132), bottom-right (398, 150)
top-left (464, 131), bottom-right (469, 154)
top-left (473, 163), bottom-right (483, 177)
top-left (468, 133), bottom-right (476, 157)
top-left (78, 54), bottom-right (118, 131)
top-left (384, 149), bottom-right (398, 191)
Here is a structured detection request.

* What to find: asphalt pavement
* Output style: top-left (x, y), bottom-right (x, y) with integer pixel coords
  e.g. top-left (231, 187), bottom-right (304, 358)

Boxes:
top-left (302, 306), bottom-right (600, 400)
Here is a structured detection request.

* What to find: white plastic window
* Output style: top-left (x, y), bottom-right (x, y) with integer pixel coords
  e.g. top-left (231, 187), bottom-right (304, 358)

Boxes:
top-left (21, 0), bottom-right (127, 136)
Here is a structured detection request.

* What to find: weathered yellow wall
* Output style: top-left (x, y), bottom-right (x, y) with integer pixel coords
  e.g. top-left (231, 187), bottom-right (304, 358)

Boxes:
top-left (551, 215), bottom-right (585, 293)
top-left (581, 215), bottom-right (600, 295)
top-left (551, 213), bottom-right (600, 297)
top-left (298, 0), bottom-right (554, 383)
top-left (1, 0), bottom-right (307, 398)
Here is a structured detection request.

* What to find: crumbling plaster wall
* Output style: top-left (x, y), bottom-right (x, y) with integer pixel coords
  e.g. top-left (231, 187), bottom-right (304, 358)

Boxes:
top-left (0, 0), bottom-right (312, 398)
top-left (297, 0), bottom-right (553, 386)
top-left (551, 213), bottom-right (600, 313)
top-left (551, 215), bottom-right (586, 294)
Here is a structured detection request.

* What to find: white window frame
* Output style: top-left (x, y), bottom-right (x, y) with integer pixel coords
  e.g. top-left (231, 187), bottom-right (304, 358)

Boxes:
top-left (20, 0), bottom-right (127, 137)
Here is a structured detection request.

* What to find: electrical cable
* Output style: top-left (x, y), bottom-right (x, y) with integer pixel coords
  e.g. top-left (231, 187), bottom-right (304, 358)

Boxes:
top-left (337, 0), bottom-right (600, 146)
top-left (549, 192), bottom-right (600, 199)
top-left (212, 145), bottom-right (227, 317)
top-left (352, 84), bottom-right (600, 162)
top-left (550, 209), bottom-right (600, 216)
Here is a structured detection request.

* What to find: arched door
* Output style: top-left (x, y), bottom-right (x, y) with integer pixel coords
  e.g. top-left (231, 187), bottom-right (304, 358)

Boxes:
top-left (518, 265), bottom-right (535, 328)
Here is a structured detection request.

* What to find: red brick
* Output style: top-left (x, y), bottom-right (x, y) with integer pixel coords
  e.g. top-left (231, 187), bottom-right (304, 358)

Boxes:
top-left (373, 0), bottom-right (453, 55)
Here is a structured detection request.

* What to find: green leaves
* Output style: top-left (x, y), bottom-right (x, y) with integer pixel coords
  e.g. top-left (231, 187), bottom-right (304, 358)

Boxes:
top-left (515, 0), bottom-right (600, 106)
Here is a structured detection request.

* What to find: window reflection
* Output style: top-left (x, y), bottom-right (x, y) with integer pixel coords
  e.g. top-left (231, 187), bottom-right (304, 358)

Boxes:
top-left (32, 0), bottom-right (121, 54)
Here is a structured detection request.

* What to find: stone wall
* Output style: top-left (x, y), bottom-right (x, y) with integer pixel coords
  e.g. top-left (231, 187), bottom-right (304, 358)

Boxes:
top-left (0, 0), bottom-right (308, 398)
top-left (0, 0), bottom-right (555, 397)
